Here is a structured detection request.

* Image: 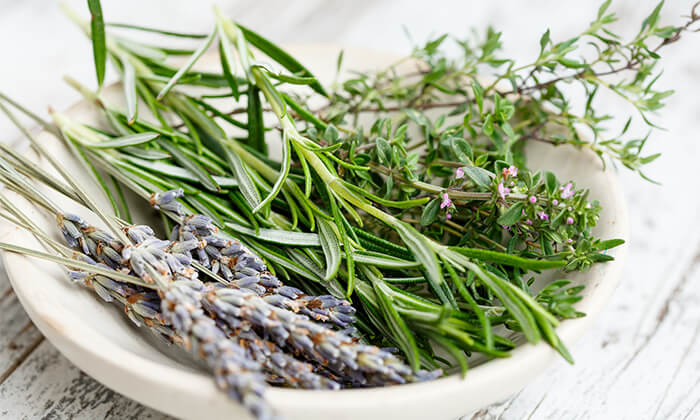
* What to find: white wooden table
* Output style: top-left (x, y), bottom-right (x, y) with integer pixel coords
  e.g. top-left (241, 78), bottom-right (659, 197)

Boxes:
top-left (1, 1), bottom-right (699, 418)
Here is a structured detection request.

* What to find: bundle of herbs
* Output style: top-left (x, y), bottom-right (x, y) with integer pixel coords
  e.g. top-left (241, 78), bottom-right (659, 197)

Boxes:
top-left (0, 1), bottom-right (697, 419)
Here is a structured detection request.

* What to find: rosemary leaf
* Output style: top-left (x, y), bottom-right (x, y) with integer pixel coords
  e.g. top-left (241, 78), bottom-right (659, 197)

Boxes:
top-left (156, 27), bottom-right (216, 100)
top-left (87, 0), bottom-right (106, 89)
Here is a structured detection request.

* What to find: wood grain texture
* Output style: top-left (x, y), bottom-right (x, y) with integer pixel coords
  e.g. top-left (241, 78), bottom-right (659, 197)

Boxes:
top-left (0, 341), bottom-right (172, 420)
top-left (0, 266), bottom-right (44, 385)
top-left (0, 1), bottom-right (698, 419)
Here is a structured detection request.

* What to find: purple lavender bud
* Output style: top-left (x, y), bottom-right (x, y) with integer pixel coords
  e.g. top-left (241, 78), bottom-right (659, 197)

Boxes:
top-left (125, 307), bottom-right (142, 327)
top-left (220, 264), bottom-right (234, 282)
top-left (86, 238), bottom-right (98, 258)
top-left (129, 253), bottom-right (146, 277)
top-left (181, 231), bottom-right (196, 241)
top-left (234, 267), bottom-right (260, 278)
top-left (126, 226), bottom-right (151, 243)
top-left (277, 286), bottom-right (304, 299)
top-left (63, 213), bottom-right (88, 227)
top-left (160, 202), bottom-right (184, 214)
top-left (171, 239), bottom-right (199, 254)
top-left (196, 247), bottom-right (210, 267)
top-left (159, 188), bottom-right (184, 205)
top-left (169, 225), bottom-right (180, 241)
top-left (329, 312), bottom-right (355, 327)
top-left (75, 254), bottom-right (97, 265)
top-left (263, 294), bottom-right (288, 308)
top-left (67, 270), bottom-right (88, 281)
top-left (203, 235), bottom-right (230, 248)
top-left (62, 220), bottom-right (82, 239)
top-left (339, 326), bottom-right (358, 336)
top-left (317, 295), bottom-right (342, 308)
top-left (97, 276), bottom-right (128, 297)
top-left (174, 253), bottom-right (192, 266)
top-left (77, 237), bottom-right (90, 256)
top-left (92, 280), bottom-right (114, 303)
top-left (102, 246), bottom-right (123, 265)
top-left (164, 253), bottom-right (185, 274)
top-left (258, 273), bottom-right (281, 288)
top-left (90, 230), bottom-right (118, 246)
top-left (187, 215), bottom-right (216, 231)
top-left (204, 244), bottom-right (222, 260)
top-left (132, 300), bottom-right (159, 319)
top-left (221, 242), bottom-right (243, 256)
top-left (61, 230), bottom-right (79, 248)
top-left (151, 189), bottom-right (185, 215)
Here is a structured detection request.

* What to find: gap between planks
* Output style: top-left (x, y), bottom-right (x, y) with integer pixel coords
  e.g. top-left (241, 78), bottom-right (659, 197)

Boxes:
top-left (0, 271), bottom-right (46, 386)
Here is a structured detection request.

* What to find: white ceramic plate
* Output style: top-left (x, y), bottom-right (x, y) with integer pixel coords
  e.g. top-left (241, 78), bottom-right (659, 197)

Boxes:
top-left (0, 46), bottom-right (628, 420)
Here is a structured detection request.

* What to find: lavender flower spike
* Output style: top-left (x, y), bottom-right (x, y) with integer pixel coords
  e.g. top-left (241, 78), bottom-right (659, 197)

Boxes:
top-left (128, 241), bottom-right (278, 420)
top-left (161, 280), bottom-right (276, 420)
top-left (153, 190), bottom-right (357, 329)
top-left (208, 285), bottom-right (441, 386)
top-left (56, 213), bottom-right (278, 420)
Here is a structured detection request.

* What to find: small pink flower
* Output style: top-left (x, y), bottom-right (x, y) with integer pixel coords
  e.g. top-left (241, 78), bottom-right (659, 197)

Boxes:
top-left (446, 213), bottom-right (452, 220)
top-left (455, 167), bottom-right (465, 179)
top-left (566, 216), bottom-right (574, 225)
top-left (503, 225), bottom-right (511, 231)
top-left (528, 196), bottom-right (537, 204)
top-left (567, 238), bottom-right (573, 244)
top-left (552, 199), bottom-right (559, 206)
top-left (586, 203), bottom-right (592, 209)
top-left (503, 165), bottom-right (518, 178)
top-left (525, 219), bottom-right (533, 225)
top-left (521, 209), bottom-right (526, 216)
top-left (440, 193), bottom-right (452, 209)
top-left (560, 182), bottom-right (574, 199)
top-left (538, 211), bottom-right (549, 221)
top-left (568, 206), bottom-right (573, 211)
top-left (498, 183), bottom-right (510, 200)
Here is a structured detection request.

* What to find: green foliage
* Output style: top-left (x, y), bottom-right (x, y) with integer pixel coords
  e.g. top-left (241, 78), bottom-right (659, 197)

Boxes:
top-left (51, 0), bottom-right (698, 375)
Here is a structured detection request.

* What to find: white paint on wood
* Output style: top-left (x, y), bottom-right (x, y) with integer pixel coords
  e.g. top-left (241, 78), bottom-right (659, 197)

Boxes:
top-left (0, 341), bottom-right (172, 419)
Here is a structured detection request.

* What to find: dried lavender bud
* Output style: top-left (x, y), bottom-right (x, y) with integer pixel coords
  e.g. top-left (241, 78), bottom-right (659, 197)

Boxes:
top-left (128, 242), bottom-right (278, 420)
top-left (159, 202), bottom-right (357, 329)
top-left (230, 328), bottom-right (340, 390)
top-left (55, 216), bottom-right (278, 420)
top-left (122, 216), bottom-right (418, 388)
top-left (65, 226), bottom-right (327, 395)
top-left (150, 188), bottom-right (185, 215)
top-left (55, 210), bottom-right (422, 415)
top-left (165, 300), bottom-right (273, 418)
top-left (207, 285), bottom-right (439, 386)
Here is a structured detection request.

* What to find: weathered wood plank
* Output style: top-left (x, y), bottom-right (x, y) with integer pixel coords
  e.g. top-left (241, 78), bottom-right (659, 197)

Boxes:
top-left (0, 341), bottom-right (173, 420)
top-left (0, 269), bottom-right (45, 384)
top-left (469, 242), bottom-right (700, 420)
